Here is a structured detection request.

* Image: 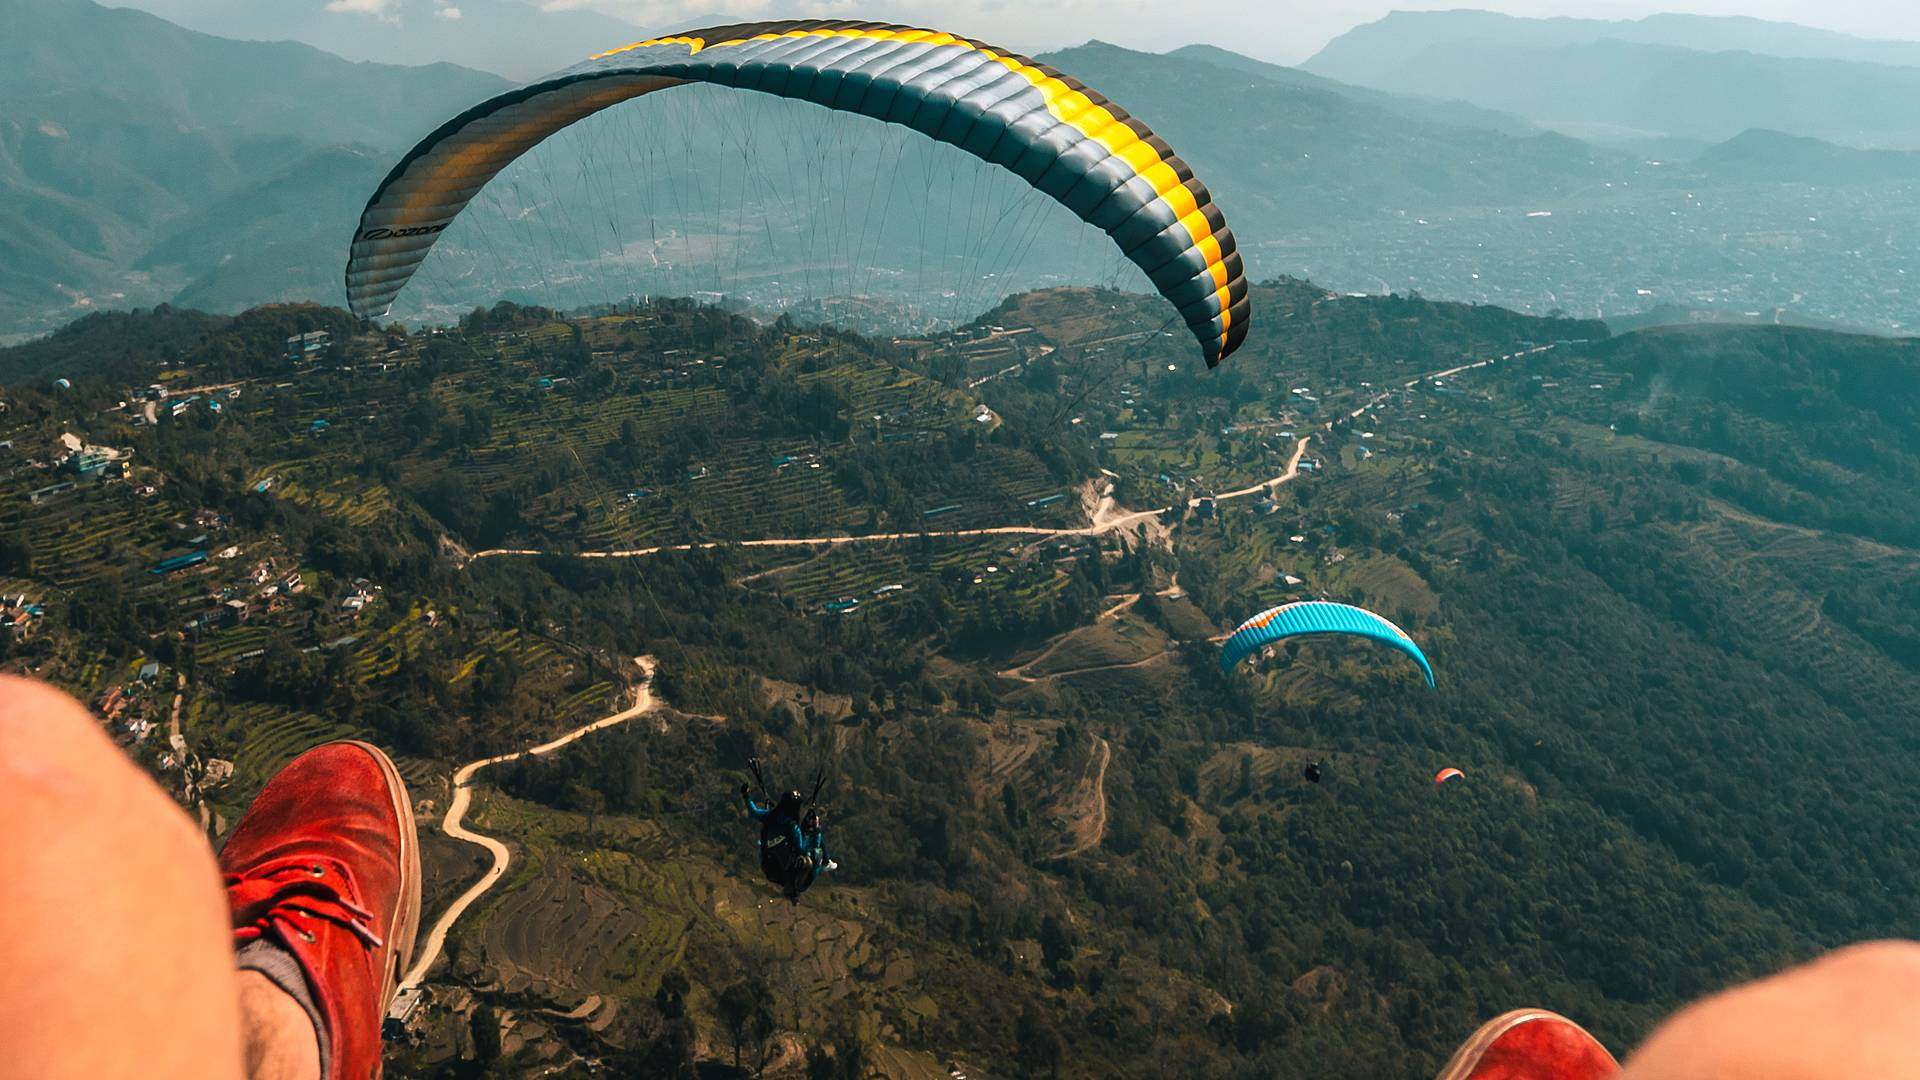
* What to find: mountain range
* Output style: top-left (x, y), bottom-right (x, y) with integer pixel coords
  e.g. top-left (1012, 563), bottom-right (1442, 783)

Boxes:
top-left (0, 0), bottom-right (1612, 339)
top-left (1305, 10), bottom-right (1920, 151)
top-left (105, 0), bottom-right (647, 81)
top-left (0, 0), bottom-right (506, 338)
top-left (8, 1), bottom-right (1920, 342)
top-left (1309, 10), bottom-right (1920, 75)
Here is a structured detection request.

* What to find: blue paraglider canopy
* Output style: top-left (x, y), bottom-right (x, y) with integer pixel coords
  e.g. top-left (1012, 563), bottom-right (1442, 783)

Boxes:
top-left (1219, 600), bottom-right (1435, 688)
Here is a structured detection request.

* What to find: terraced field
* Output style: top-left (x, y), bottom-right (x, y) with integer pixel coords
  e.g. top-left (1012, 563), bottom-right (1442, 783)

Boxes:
top-left (976, 716), bottom-right (1062, 790)
top-left (796, 359), bottom-right (963, 423)
top-left (747, 535), bottom-right (1022, 613)
top-left (272, 475), bottom-right (392, 528)
top-left (668, 440), bottom-right (861, 539)
top-left (536, 496), bottom-right (681, 550)
top-left (1012, 615), bottom-right (1172, 680)
top-left (551, 681), bottom-right (620, 727)
top-left (219, 701), bottom-right (362, 786)
top-left (344, 605), bottom-right (434, 682)
top-left (897, 447), bottom-right (1079, 531)
top-left (449, 628), bottom-right (564, 684)
top-left (454, 795), bottom-right (895, 1025)
top-left (1657, 506), bottom-right (1920, 716)
top-left (1319, 553), bottom-right (1440, 620)
top-left (0, 483), bottom-right (184, 587)
top-left (472, 839), bottom-right (649, 999)
top-left (197, 624), bottom-right (276, 667)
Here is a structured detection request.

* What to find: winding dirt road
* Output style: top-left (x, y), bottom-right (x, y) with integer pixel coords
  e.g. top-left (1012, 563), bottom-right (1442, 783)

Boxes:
top-left (406, 344), bottom-right (1552, 980)
top-left (1050, 735), bottom-right (1110, 861)
top-left (397, 656), bottom-right (656, 993)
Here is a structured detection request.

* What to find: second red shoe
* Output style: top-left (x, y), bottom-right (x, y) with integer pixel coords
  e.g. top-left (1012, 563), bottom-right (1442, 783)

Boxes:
top-left (1436, 1008), bottom-right (1621, 1080)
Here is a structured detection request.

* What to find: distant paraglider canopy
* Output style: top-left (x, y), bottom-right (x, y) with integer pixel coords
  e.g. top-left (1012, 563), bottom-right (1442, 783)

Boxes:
top-left (1434, 767), bottom-right (1465, 785)
top-left (345, 19), bottom-right (1248, 366)
top-left (52, 378), bottom-right (70, 390)
top-left (1219, 601), bottom-right (1436, 688)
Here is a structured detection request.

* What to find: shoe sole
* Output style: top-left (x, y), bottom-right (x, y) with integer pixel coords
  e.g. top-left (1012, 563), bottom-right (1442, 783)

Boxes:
top-left (340, 740), bottom-right (422, 1018)
top-left (1435, 1008), bottom-right (1617, 1080)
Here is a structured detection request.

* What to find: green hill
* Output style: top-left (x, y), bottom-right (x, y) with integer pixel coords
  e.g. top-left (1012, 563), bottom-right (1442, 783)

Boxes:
top-left (1693, 128), bottom-right (1920, 185)
top-left (6, 285), bottom-right (1920, 1074)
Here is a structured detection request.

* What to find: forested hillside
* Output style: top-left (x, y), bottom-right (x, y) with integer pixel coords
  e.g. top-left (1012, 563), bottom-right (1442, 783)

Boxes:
top-left (4, 283), bottom-right (1918, 1076)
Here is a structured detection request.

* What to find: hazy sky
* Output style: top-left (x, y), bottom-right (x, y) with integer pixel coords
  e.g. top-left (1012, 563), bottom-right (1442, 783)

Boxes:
top-left (544, 1), bottom-right (1920, 63)
top-left (115, 0), bottom-right (1920, 68)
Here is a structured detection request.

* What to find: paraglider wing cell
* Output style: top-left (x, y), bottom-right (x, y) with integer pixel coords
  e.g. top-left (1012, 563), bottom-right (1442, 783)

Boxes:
top-left (345, 19), bottom-right (1248, 365)
top-left (1218, 600), bottom-right (1435, 688)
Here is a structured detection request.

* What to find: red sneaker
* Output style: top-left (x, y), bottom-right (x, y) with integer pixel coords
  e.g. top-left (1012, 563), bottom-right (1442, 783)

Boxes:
top-left (221, 740), bottom-right (422, 1080)
top-left (1436, 1008), bottom-right (1621, 1080)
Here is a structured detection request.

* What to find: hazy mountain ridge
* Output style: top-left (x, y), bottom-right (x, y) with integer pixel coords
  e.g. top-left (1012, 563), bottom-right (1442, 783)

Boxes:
top-left (1307, 9), bottom-right (1920, 84)
top-left (7, 4), bottom-right (1920, 344)
top-left (1693, 128), bottom-right (1920, 185)
top-left (0, 0), bottom-right (507, 337)
top-left (1312, 31), bottom-right (1920, 150)
top-left (104, 0), bottom-right (648, 82)
top-left (135, 145), bottom-right (390, 313)
top-left (1166, 43), bottom-right (1541, 138)
top-left (0, 10), bottom-right (1624, 338)
top-left (3, 0), bottom-right (508, 147)
top-left (1045, 42), bottom-right (1614, 222)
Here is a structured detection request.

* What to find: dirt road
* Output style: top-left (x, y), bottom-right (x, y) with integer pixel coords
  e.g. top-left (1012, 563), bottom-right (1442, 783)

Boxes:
top-left (397, 656), bottom-right (656, 993)
top-left (470, 432), bottom-right (1306, 564)
top-left (1050, 735), bottom-right (1110, 860)
top-left (465, 345), bottom-right (1550, 569)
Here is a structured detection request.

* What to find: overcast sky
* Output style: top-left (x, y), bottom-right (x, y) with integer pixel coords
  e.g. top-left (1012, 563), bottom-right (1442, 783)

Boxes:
top-left (548, 1), bottom-right (1920, 63)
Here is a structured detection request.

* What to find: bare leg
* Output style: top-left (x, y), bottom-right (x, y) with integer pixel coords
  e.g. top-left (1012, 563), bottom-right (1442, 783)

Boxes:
top-left (1623, 940), bottom-right (1920, 1080)
top-left (0, 675), bottom-right (311, 1080)
top-left (238, 972), bottom-right (320, 1080)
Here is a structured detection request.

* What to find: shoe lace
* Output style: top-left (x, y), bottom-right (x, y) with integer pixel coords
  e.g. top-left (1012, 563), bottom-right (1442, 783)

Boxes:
top-left (227, 857), bottom-right (384, 951)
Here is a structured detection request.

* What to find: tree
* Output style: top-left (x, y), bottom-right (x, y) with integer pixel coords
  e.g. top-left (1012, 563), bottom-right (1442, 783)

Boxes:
top-left (1015, 1008), bottom-right (1063, 1079)
top-left (0, 532), bottom-right (32, 575)
top-left (1039, 913), bottom-right (1076, 969)
top-left (654, 970), bottom-right (688, 1019)
top-left (808, 1022), bottom-right (872, 1080)
top-left (568, 780), bottom-right (606, 836)
top-left (469, 1003), bottom-right (503, 1064)
top-left (717, 979), bottom-right (776, 1075)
